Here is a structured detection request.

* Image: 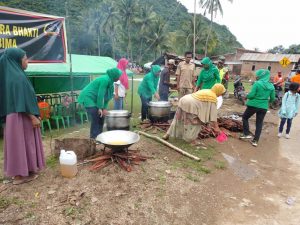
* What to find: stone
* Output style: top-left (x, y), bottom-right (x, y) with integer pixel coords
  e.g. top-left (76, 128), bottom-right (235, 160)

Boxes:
top-left (48, 190), bottom-right (56, 195)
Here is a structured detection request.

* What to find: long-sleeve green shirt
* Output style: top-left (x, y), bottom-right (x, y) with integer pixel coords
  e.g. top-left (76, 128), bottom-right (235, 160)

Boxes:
top-left (138, 65), bottom-right (161, 98)
top-left (78, 76), bottom-right (111, 109)
top-left (246, 81), bottom-right (275, 110)
top-left (196, 66), bottom-right (221, 89)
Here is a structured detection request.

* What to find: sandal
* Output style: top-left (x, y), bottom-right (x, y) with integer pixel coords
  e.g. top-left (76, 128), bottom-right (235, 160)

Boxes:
top-left (13, 174), bottom-right (39, 185)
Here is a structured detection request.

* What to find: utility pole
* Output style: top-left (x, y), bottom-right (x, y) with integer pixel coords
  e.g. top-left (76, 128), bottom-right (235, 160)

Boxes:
top-left (193, 0), bottom-right (196, 61)
top-left (65, 1), bottom-right (75, 124)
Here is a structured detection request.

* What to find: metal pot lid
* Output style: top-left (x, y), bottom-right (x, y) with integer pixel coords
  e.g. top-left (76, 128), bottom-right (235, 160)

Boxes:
top-left (107, 110), bottom-right (129, 117)
top-left (148, 101), bottom-right (171, 107)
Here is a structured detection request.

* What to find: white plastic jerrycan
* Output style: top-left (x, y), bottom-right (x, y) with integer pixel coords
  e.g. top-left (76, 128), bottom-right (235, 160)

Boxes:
top-left (59, 150), bottom-right (78, 178)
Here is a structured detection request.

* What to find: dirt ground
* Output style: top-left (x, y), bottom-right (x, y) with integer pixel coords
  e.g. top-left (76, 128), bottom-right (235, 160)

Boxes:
top-left (1, 98), bottom-right (300, 225)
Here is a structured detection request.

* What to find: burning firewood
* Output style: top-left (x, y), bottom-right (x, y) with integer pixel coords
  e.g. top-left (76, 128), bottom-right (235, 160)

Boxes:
top-left (87, 150), bottom-right (150, 172)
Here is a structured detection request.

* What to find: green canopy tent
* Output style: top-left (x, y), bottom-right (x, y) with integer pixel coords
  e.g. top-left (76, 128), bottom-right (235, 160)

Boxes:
top-left (26, 54), bottom-right (133, 94)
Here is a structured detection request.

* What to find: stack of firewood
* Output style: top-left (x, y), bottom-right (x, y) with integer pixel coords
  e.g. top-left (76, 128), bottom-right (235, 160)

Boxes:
top-left (139, 117), bottom-right (243, 139)
top-left (217, 117), bottom-right (243, 132)
top-left (198, 125), bottom-right (219, 139)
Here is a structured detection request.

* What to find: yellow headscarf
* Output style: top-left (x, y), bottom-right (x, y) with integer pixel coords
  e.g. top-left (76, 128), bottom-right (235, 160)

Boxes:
top-left (211, 83), bottom-right (226, 96)
top-left (192, 83), bottom-right (226, 103)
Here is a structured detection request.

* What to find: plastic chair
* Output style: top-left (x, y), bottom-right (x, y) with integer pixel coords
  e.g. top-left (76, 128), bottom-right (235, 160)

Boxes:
top-left (38, 103), bottom-right (52, 135)
top-left (76, 104), bottom-right (89, 125)
top-left (41, 94), bottom-right (53, 106)
top-left (50, 104), bottom-right (66, 130)
top-left (70, 93), bottom-right (79, 102)
top-left (51, 94), bottom-right (62, 105)
top-left (63, 102), bottom-right (76, 127)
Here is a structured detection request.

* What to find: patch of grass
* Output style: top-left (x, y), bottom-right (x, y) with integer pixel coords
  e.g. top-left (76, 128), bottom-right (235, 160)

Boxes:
top-left (186, 174), bottom-right (200, 182)
top-left (46, 154), bottom-right (58, 169)
top-left (158, 174), bottom-right (166, 185)
top-left (172, 159), bottom-right (211, 174)
top-left (108, 79), bottom-right (141, 118)
top-left (227, 80), bottom-right (252, 93)
top-left (183, 159), bottom-right (211, 174)
top-left (214, 160), bottom-right (226, 170)
top-left (11, 197), bottom-right (25, 206)
top-left (42, 122), bottom-right (90, 138)
top-left (130, 117), bottom-right (142, 131)
top-left (0, 196), bottom-right (24, 210)
top-left (0, 197), bottom-right (10, 210)
top-left (168, 139), bottom-right (215, 162)
top-left (63, 206), bottom-right (77, 217)
top-left (25, 212), bottom-right (36, 220)
top-left (168, 140), bottom-right (214, 174)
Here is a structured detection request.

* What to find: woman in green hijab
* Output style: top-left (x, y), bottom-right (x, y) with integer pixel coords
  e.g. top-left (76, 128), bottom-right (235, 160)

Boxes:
top-left (138, 65), bottom-right (161, 121)
top-left (78, 68), bottom-right (122, 138)
top-left (195, 57), bottom-right (221, 90)
top-left (0, 48), bottom-right (45, 185)
top-left (240, 69), bottom-right (275, 147)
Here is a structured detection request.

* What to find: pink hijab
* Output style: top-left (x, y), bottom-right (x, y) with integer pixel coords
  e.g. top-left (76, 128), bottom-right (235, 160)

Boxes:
top-left (117, 58), bottom-right (129, 89)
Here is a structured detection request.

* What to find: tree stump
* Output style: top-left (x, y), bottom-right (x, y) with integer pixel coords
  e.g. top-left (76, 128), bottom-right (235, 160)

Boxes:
top-left (54, 138), bottom-right (96, 160)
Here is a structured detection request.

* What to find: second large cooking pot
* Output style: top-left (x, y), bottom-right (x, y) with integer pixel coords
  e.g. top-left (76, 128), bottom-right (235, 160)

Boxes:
top-left (105, 110), bottom-right (131, 131)
top-left (148, 101), bottom-right (171, 122)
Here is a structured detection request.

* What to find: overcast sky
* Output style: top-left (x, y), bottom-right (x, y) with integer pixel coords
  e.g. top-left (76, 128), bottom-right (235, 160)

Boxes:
top-left (178, 0), bottom-right (299, 52)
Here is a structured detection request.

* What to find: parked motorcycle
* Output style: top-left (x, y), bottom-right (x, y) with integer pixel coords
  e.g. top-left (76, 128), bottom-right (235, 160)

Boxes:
top-left (233, 75), bottom-right (246, 105)
top-left (270, 85), bottom-right (283, 110)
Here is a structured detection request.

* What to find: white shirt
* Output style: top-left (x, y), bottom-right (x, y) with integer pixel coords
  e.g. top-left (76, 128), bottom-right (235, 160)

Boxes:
top-left (114, 80), bottom-right (126, 97)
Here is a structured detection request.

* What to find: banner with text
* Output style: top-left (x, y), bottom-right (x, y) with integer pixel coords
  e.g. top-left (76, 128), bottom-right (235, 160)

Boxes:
top-left (0, 7), bottom-right (67, 63)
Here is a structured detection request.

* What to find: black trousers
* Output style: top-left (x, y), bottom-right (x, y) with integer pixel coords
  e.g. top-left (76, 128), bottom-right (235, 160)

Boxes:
top-left (86, 107), bottom-right (105, 139)
top-left (140, 95), bottom-right (152, 121)
top-left (279, 118), bottom-right (293, 134)
top-left (242, 106), bottom-right (267, 141)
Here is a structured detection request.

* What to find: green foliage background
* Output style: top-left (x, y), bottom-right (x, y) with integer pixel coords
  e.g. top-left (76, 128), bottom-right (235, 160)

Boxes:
top-left (1, 0), bottom-right (243, 63)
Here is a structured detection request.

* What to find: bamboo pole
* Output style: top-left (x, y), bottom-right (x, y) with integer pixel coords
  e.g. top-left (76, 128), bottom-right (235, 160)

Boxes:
top-left (138, 131), bottom-right (200, 161)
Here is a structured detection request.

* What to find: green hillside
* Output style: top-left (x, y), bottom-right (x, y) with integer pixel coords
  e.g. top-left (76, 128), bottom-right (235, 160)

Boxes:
top-left (0, 0), bottom-right (243, 62)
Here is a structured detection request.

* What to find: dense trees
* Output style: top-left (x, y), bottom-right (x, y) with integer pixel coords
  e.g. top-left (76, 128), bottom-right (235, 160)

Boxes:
top-left (1, 0), bottom-right (242, 63)
top-left (199, 0), bottom-right (233, 56)
top-left (268, 45), bottom-right (300, 54)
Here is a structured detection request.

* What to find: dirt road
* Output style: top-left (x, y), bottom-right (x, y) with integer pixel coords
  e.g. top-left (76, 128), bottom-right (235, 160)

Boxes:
top-left (217, 112), bottom-right (300, 225)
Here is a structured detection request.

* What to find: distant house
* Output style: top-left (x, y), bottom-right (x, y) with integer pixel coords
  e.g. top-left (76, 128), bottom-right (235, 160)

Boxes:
top-left (240, 53), bottom-right (300, 78)
top-left (211, 48), bottom-right (261, 75)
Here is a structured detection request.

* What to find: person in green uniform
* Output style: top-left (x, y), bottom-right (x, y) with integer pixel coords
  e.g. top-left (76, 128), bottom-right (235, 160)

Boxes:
top-left (195, 57), bottom-right (221, 91)
top-left (78, 68), bottom-right (122, 139)
top-left (217, 57), bottom-right (230, 98)
top-left (138, 65), bottom-right (161, 121)
top-left (240, 69), bottom-right (275, 147)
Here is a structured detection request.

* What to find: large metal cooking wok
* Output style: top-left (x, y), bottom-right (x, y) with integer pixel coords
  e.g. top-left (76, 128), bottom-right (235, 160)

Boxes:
top-left (96, 130), bottom-right (140, 151)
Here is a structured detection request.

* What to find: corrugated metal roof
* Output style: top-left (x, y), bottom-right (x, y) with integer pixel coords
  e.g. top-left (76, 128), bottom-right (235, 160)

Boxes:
top-left (240, 53), bottom-right (300, 62)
